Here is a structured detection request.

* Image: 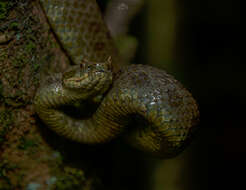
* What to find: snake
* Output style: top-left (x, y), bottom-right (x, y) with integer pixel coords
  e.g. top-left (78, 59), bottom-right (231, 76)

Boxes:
top-left (34, 0), bottom-right (199, 158)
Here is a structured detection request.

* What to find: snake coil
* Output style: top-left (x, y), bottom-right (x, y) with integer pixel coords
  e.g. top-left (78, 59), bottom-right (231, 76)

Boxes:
top-left (34, 0), bottom-right (199, 158)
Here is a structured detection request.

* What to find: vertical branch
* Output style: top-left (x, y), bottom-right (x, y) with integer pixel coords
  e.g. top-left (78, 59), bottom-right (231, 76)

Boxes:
top-left (146, 0), bottom-right (177, 71)
top-left (105, 0), bottom-right (144, 64)
top-left (105, 0), bottom-right (144, 37)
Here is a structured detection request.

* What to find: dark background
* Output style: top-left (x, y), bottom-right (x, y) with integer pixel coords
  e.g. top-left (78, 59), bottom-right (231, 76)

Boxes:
top-left (97, 0), bottom-right (243, 189)
top-left (177, 0), bottom-right (243, 189)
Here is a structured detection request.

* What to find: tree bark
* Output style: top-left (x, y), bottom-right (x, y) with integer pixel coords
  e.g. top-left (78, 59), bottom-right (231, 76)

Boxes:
top-left (0, 1), bottom-right (106, 189)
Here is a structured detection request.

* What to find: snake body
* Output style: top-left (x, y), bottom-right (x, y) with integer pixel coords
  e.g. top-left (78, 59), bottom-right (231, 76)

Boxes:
top-left (35, 0), bottom-right (199, 158)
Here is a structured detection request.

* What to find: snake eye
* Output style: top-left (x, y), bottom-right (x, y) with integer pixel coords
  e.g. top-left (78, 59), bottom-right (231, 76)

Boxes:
top-left (86, 65), bottom-right (94, 74)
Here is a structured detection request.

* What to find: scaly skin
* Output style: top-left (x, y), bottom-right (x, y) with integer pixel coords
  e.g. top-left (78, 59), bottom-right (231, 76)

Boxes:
top-left (39, 0), bottom-right (120, 72)
top-left (35, 0), bottom-right (199, 158)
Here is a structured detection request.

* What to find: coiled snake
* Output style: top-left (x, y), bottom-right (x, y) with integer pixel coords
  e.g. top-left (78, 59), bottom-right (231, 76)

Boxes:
top-left (34, 0), bottom-right (199, 158)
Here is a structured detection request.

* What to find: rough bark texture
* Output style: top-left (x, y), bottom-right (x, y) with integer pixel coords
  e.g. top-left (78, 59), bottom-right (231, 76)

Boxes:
top-left (0, 1), bottom-right (105, 189)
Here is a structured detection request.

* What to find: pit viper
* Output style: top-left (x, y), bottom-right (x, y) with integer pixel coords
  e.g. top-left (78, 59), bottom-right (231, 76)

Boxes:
top-left (34, 0), bottom-right (199, 158)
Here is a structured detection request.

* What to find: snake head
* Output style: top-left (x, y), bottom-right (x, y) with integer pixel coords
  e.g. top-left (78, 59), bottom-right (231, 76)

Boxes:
top-left (62, 57), bottom-right (113, 96)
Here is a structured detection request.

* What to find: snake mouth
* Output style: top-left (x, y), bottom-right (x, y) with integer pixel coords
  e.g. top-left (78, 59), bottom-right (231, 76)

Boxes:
top-left (63, 71), bottom-right (106, 90)
top-left (64, 75), bottom-right (89, 83)
top-left (62, 58), bottom-right (112, 90)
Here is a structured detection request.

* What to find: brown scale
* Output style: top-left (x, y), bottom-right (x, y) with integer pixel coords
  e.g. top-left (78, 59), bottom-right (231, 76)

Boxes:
top-left (35, 0), bottom-right (199, 158)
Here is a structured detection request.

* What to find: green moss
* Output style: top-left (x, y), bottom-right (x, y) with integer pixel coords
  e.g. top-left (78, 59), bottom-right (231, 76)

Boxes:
top-left (0, 49), bottom-right (7, 62)
top-left (0, 1), bottom-right (8, 21)
top-left (25, 41), bottom-right (36, 53)
top-left (0, 79), bottom-right (3, 98)
top-left (0, 1), bottom-right (19, 22)
top-left (10, 21), bottom-right (19, 30)
top-left (12, 52), bottom-right (26, 68)
top-left (32, 62), bottom-right (40, 72)
top-left (50, 167), bottom-right (85, 190)
top-left (0, 160), bottom-right (17, 189)
top-left (18, 137), bottom-right (39, 150)
top-left (0, 109), bottom-right (13, 143)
